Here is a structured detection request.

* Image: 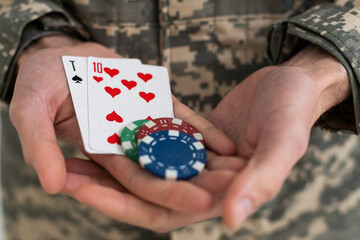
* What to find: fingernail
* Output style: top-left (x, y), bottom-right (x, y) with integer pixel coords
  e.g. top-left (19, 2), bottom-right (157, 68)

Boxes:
top-left (233, 197), bottom-right (253, 229)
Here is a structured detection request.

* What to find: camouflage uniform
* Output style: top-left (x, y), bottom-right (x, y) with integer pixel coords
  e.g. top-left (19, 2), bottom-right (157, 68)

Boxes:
top-left (1, 0), bottom-right (360, 239)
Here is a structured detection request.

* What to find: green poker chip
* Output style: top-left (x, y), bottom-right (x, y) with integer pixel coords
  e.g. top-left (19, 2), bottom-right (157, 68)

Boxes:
top-left (121, 119), bottom-right (150, 163)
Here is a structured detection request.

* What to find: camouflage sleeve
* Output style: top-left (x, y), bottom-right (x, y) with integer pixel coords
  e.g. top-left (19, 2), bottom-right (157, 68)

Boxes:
top-left (267, 1), bottom-right (360, 134)
top-left (0, 1), bottom-right (89, 103)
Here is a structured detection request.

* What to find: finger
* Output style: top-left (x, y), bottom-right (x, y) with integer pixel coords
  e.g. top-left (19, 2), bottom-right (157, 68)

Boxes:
top-left (223, 124), bottom-right (309, 230)
top-left (73, 184), bottom-right (223, 232)
top-left (63, 173), bottom-right (99, 194)
top-left (63, 172), bottom-right (128, 194)
top-left (206, 151), bottom-right (247, 171)
top-left (65, 157), bottom-right (109, 178)
top-left (172, 96), bottom-right (236, 156)
top-left (91, 154), bottom-right (215, 213)
top-left (190, 169), bottom-right (237, 193)
top-left (63, 157), bottom-right (128, 194)
top-left (10, 99), bottom-right (66, 194)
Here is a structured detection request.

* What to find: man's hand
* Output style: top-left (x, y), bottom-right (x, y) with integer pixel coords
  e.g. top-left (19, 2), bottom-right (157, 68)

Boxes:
top-left (61, 97), bottom-right (244, 232)
top-left (9, 35), bottom-right (241, 231)
top-left (10, 36), bottom-right (123, 193)
top-left (207, 45), bottom-right (351, 230)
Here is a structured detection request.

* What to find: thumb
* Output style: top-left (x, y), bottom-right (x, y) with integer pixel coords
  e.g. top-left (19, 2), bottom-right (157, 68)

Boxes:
top-left (10, 98), bottom-right (66, 194)
top-left (222, 124), bottom-right (309, 230)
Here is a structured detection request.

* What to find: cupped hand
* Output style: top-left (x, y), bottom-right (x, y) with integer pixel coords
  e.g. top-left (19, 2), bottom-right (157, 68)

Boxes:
top-left (207, 45), bottom-right (351, 229)
top-left (10, 38), bottom-right (122, 193)
top-left (9, 36), bottom-right (242, 231)
top-left (63, 156), bottom-right (225, 232)
top-left (62, 96), bottom-right (245, 231)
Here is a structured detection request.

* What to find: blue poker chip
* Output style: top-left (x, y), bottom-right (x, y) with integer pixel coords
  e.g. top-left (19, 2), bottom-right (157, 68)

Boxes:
top-left (138, 130), bottom-right (207, 180)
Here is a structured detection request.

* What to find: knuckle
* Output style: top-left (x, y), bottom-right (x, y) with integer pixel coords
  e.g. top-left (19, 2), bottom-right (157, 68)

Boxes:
top-left (157, 184), bottom-right (177, 206)
top-left (23, 156), bottom-right (33, 166)
top-left (152, 221), bottom-right (176, 233)
top-left (152, 226), bottom-right (171, 233)
top-left (9, 102), bottom-right (24, 127)
top-left (294, 134), bottom-right (308, 156)
top-left (9, 103), bottom-right (18, 124)
top-left (288, 123), bottom-right (309, 156)
top-left (262, 179), bottom-right (282, 202)
top-left (146, 211), bottom-right (173, 233)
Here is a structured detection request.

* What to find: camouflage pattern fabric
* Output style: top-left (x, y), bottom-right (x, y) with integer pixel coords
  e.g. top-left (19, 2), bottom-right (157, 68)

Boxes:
top-left (1, 0), bottom-right (360, 239)
top-left (268, 1), bottom-right (360, 133)
top-left (0, 1), bottom-right (89, 102)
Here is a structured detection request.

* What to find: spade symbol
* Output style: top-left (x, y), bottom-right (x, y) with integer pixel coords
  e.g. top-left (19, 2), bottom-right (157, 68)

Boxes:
top-left (72, 75), bottom-right (82, 84)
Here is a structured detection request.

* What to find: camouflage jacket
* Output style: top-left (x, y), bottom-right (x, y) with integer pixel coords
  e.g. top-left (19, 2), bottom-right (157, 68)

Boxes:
top-left (1, 0), bottom-right (360, 131)
top-left (2, 0), bottom-right (360, 240)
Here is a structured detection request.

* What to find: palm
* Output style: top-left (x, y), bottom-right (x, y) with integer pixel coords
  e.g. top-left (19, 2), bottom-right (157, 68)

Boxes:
top-left (207, 66), bottom-right (321, 228)
top-left (209, 66), bottom-right (317, 156)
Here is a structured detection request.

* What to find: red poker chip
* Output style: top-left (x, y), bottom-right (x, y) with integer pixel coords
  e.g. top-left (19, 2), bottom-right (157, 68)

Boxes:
top-left (137, 117), bottom-right (205, 145)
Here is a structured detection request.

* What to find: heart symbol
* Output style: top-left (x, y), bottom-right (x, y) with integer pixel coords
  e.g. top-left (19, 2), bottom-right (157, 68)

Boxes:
top-left (106, 111), bottom-right (123, 123)
top-left (104, 67), bottom-right (119, 78)
top-left (93, 76), bottom-right (103, 83)
top-left (137, 73), bottom-right (153, 82)
top-left (107, 133), bottom-right (121, 145)
top-left (139, 92), bottom-right (155, 103)
top-left (121, 79), bottom-right (137, 90)
top-left (105, 87), bottom-right (121, 98)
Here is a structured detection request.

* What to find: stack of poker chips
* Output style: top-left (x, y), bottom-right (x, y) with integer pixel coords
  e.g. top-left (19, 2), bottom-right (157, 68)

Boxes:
top-left (120, 118), bottom-right (206, 180)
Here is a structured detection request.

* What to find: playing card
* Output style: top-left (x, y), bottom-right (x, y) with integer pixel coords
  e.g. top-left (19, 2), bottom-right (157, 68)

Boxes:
top-left (87, 57), bottom-right (174, 154)
top-left (62, 56), bottom-right (141, 154)
top-left (62, 56), bottom-right (97, 153)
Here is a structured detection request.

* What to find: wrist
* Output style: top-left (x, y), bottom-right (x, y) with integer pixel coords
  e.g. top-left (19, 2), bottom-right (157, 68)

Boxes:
top-left (18, 35), bottom-right (83, 67)
top-left (282, 44), bottom-right (350, 119)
